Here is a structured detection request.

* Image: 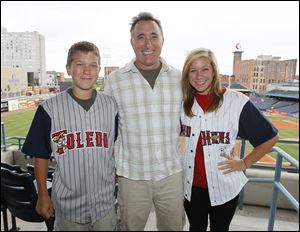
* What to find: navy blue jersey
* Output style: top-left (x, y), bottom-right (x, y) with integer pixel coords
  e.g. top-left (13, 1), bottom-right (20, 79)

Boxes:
top-left (238, 101), bottom-right (278, 147)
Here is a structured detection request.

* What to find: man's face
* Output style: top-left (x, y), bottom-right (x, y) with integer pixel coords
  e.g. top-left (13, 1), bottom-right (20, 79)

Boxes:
top-left (131, 20), bottom-right (164, 70)
top-left (66, 51), bottom-right (100, 93)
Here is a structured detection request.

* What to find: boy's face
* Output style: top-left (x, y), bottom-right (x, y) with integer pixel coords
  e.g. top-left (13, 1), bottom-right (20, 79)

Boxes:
top-left (66, 51), bottom-right (100, 92)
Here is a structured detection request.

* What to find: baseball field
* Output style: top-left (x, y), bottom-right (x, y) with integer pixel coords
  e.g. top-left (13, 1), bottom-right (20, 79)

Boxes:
top-left (259, 114), bottom-right (299, 162)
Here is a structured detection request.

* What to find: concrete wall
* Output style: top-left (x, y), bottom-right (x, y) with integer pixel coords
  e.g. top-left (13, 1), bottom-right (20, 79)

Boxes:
top-left (244, 169), bottom-right (299, 210)
top-left (1, 149), bottom-right (14, 164)
top-left (1, 146), bottom-right (56, 169)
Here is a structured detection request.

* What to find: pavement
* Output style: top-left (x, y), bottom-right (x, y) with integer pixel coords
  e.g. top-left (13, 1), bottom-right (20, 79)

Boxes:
top-left (1, 204), bottom-right (298, 231)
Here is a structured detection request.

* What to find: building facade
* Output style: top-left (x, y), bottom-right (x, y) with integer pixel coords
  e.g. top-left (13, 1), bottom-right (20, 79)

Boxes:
top-left (233, 51), bottom-right (297, 92)
top-left (45, 71), bottom-right (65, 86)
top-left (1, 26), bottom-right (46, 86)
top-left (104, 66), bottom-right (119, 79)
top-left (1, 67), bottom-right (27, 99)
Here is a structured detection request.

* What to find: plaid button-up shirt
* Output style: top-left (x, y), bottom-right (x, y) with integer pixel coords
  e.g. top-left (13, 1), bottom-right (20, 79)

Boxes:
top-left (104, 58), bottom-right (183, 180)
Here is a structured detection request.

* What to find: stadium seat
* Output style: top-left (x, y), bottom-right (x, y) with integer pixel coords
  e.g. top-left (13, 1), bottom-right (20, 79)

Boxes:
top-left (0, 163), bottom-right (24, 231)
top-left (26, 163), bottom-right (55, 182)
top-left (1, 162), bottom-right (24, 173)
top-left (1, 164), bottom-right (55, 231)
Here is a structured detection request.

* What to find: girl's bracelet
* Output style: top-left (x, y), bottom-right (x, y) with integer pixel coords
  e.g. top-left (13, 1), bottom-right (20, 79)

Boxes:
top-left (242, 159), bottom-right (248, 169)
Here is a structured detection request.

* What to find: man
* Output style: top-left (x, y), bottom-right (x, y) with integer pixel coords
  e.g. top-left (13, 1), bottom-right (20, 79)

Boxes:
top-left (104, 12), bottom-right (184, 231)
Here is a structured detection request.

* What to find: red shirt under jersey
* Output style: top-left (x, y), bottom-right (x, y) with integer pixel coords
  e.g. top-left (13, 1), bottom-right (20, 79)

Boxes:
top-left (192, 93), bottom-right (213, 188)
top-left (193, 89), bottom-right (226, 188)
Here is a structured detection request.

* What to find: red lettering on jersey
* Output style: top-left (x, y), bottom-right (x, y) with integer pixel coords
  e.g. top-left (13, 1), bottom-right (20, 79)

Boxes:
top-left (201, 131), bottom-right (211, 145)
top-left (211, 132), bottom-right (219, 144)
top-left (225, 132), bottom-right (230, 144)
top-left (200, 131), bottom-right (230, 147)
top-left (76, 132), bottom-right (84, 148)
top-left (219, 132), bottom-right (225, 144)
top-left (53, 130), bottom-right (109, 152)
top-left (103, 133), bottom-right (108, 148)
top-left (86, 132), bottom-right (94, 147)
top-left (95, 132), bottom-right (103, 147)
top-left (66, 133), bottom-right (75, 149)
top-left (181, 125), bottom-right (191, 137)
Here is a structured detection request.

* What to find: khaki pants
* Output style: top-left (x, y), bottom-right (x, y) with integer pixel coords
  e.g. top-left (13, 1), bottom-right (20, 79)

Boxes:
top-left (54, 208), bottom-right (117, 231)
top-left (117, 172), bottom-right (185, 231)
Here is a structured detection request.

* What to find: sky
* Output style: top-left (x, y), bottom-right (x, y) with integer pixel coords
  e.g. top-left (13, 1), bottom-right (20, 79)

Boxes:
top-left (1, 1), bottom-right (299, 77)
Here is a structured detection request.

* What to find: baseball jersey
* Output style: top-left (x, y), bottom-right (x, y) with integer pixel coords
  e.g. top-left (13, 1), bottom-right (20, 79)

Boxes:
top-left (181, 89), bottom-right (278, 206)
top-left (104, 57), bottom-right (183, 181)
top-left (22, 90), bottom-right (118, 223)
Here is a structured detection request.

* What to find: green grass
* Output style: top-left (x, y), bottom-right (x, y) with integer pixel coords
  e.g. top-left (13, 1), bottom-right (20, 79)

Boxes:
top-left (1, 108), bottom-right (36, 145)
top-left (267, 115), bottom-right (299, 123)
top-left (274, 144), bottom-right (299, 158)
top-left (246, 115), bottom-right (299, 161)
top-left (269, 116), bottom-right (299, 160)
top-left (278, 129), bottom-right (298, 139)
top-left (246, 142), bottom-right (299, 161)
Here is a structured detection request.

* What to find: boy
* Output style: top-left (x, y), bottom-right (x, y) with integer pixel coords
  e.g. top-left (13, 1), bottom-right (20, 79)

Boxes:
top-left (22, 41), bottom-right (118, 231)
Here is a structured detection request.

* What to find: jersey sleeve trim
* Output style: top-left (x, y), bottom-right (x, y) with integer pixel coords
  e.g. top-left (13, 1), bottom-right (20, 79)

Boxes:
top-left (238, 101), bottom-right (278, 147)
top-left (21, 105), bottom-right (52, 159)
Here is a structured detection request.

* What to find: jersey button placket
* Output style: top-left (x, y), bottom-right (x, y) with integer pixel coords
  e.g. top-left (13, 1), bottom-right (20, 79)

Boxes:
top-left (86, 113), bottom-right (91, 128)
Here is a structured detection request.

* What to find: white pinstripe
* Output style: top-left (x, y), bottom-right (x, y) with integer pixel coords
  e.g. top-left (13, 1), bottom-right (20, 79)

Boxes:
top-left (41, 90), bottom-right (117, 223)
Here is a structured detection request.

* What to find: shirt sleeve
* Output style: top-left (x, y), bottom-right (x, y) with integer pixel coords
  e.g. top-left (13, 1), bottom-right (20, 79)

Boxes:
top-left (21, 105), bottom-right (52, 159)
top-left (238, 101), bottom-right (278, 147)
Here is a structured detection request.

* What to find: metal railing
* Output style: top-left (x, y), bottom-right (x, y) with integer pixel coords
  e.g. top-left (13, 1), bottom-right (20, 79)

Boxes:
top-left (1, 122), bottom-right (6, 151)
top-left (268, 146), bottom-right (299, 230)
top-left (1, 122), bottom-right (26, 151)
top-left (238, 139), bottom-right (299, 231)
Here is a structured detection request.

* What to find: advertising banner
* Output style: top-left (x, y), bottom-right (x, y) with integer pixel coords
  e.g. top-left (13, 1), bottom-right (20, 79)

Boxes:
top-left (1, 101), bottom-right (9, 112)
top-left (27, 100), bottom-right (36, 108)
top-left (8, 99), bottom-right (19, 111)
top-left (18, 99), bottom-right (28, 109)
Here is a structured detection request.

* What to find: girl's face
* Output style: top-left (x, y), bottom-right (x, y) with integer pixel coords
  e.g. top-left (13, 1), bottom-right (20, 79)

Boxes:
top-left (188, 57), bottom-right (214, 95)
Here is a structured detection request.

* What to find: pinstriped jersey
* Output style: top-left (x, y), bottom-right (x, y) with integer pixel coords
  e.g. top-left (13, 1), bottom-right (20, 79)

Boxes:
top-left (22, 90), bottom-right (117, 223)
top-left (181, 89), bottom-right (278, 206)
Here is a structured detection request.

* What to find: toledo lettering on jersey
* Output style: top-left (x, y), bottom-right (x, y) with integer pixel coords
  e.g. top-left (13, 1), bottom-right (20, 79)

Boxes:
top-left (51, 130), bottom-right (108, 155)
